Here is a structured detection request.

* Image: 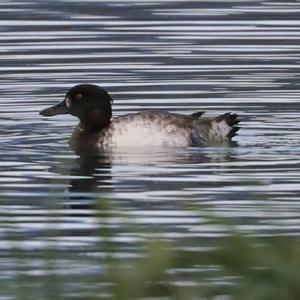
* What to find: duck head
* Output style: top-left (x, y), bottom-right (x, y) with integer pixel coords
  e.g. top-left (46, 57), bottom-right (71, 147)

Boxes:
top-left (40, 84), bottom-right (113, 130)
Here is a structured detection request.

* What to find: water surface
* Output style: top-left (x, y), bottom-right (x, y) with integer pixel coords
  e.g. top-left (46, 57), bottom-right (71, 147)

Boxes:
top-left (0, 0), bottom-right (300, 298)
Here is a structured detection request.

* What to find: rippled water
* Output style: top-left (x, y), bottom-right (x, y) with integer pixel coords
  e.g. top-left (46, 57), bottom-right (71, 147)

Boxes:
top-left (0, 0), bottom-right (300, 298)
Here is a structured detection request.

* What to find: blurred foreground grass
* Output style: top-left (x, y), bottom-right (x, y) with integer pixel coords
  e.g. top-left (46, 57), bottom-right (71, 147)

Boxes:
top-left (2, 200), bottom-right (300, 300)
top-left (106, 231), bottom-right (300, 300)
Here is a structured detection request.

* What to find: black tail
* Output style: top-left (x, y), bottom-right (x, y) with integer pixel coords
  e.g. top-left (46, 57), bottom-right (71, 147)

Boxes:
top-left (215, 113), bottom-right (240, 139)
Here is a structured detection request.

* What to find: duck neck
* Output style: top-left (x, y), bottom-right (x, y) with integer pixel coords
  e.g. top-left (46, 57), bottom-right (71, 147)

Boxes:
top-left (79, 109), bottom-right (111, 132)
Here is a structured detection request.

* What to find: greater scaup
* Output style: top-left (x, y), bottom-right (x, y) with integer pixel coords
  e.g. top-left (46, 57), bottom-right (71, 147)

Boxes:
top-left (40, 84), bottom-right (240, 151)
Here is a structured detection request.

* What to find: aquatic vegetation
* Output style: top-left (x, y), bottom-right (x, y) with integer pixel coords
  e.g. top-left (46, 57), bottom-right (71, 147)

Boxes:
top-left (104, 228), bottom-right (300, 300)
top-left (2, 199), bottom-right (300, 300)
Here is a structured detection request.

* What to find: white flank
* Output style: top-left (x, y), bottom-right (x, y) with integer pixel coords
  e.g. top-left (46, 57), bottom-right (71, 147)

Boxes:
top-left (107, 117), bottom-right (190, 148)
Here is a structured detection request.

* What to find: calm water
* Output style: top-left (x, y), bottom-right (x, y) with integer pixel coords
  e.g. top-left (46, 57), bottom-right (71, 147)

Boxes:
top-left (0, 0), bottom-right (300, 298)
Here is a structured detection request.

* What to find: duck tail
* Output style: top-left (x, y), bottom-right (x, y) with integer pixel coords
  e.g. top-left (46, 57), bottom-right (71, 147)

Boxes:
top-left (214, 113), bottom-right (240, 139)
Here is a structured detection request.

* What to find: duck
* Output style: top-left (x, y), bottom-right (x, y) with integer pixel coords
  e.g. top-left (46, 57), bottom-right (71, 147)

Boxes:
top-left (39, 84), bottom-right (240, 151)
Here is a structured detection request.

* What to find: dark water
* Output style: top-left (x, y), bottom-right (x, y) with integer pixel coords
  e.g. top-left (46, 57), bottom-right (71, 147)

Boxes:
top-left (0, 0), bottom-right (300, 298)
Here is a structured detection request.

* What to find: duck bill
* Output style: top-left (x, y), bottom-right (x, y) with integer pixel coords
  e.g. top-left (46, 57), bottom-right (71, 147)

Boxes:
top-left (39, 101), bottom-right (69, 117)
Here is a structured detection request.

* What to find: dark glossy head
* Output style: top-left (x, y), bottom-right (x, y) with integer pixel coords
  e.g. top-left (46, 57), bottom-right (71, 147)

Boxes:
top-left (40, 84), bottom-right (113, 130)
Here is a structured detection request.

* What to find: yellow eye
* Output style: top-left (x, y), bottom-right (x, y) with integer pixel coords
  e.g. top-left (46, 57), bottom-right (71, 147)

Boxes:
top-left (75, 93), bottom-right (82, 100)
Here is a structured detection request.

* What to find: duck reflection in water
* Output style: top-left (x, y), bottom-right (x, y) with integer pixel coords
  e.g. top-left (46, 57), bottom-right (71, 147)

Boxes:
top-left (65, 145), bottom-right (238, 212)
top-left (67, 152), bottom-right (112, 210)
